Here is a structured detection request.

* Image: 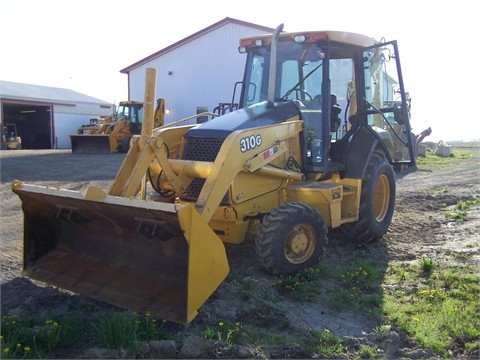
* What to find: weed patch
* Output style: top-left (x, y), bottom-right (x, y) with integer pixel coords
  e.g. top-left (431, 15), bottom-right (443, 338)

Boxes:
top-left (382, 262), bottom-right (479, 355)
top-left (272, 267), bottom-right (323, 301)
top-left (0, 313), bottom-right (83, 359)
top-left (310, 329), bottom-right (343, 356)
top-left (91, 310), bottom-right (168, 356)
top-left (445, 198), bottom-right (480, 222)
top-left (204, 320), bottom-right (241, 345)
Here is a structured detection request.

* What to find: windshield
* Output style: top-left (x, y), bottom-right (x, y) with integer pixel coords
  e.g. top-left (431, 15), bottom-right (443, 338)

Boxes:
top-left (241, 41), bottom-right (357, 170)
top-left (242, 42), bottom-right (325, 108)
top-left (116, 105), bottom-right (143, 124)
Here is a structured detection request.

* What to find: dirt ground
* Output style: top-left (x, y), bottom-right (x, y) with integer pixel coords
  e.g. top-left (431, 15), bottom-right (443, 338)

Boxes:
top-left (0, 148), bottom-right (479, 359)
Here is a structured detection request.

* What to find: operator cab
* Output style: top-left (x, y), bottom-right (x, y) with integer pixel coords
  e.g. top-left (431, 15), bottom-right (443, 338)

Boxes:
top-left (116, 102), bottom-right (144, 134)
top-left (238, 30), bottom-right (414, 175)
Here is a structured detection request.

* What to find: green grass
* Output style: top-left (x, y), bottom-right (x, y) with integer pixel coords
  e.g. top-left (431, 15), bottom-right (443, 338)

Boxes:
top-left (1, 314), bottom-right (83, 359)
top-left (419, 257), bottom-right (435, 274)
top-left (204, 320), bottom-right (242, 345)
top-left (0, 310), bottom-right (169, 359)
top-left (359, 344), bottom-right (380, 358)
top-left (310, 329), bottom-right (344, 356)
top-left (273, 260), bottom-right (385, 315)
top-left (445, 199), bottom-right (480, 222)
top-left (272, 250), bottom-right (479, 357)
top-left (383, 262), bottom-right (480, 355)
top-left (416, 148), bottom-right (474, 167)
top-left (324, 260), bottom-right (384, 314)
top-left (92, 310), bottom-right (168, 355)
top-left (272, 266), bottom-right (324, 301)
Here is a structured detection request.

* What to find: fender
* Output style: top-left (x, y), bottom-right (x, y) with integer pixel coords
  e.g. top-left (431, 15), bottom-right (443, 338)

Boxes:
top-left (343, 126), bottom-right (378, 179)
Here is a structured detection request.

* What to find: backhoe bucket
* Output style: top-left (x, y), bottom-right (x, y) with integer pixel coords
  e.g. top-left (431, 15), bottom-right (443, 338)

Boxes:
top-left (12, 182), bottom-right (229, 324)
top-left (70, 134), bottom-right (116, 154)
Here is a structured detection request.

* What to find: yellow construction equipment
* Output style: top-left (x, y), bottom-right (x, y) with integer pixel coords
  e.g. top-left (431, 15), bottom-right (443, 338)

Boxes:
top-left (1, 123), bottom-right (22, 150)
top-left (70, 99), bottom-right (165, 154)
top-left (12, 26), bottom-right (415, 324)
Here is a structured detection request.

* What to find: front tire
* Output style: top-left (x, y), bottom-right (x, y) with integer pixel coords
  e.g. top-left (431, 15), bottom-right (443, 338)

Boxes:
top-left (340, 151), bottom-right (395, 242)
top-left (255, 202), bottom-right (327, 275)
top-left (120, 136), bottom-right (132, 153)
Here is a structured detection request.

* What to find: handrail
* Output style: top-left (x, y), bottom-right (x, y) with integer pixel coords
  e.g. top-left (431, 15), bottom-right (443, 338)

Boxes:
top-left (152, 112), bottom-right (220, 133)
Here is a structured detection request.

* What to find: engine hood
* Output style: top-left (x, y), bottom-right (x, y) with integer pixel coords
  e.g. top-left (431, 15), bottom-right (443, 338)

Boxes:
top-left (184, 101), bottom-right (300, 139)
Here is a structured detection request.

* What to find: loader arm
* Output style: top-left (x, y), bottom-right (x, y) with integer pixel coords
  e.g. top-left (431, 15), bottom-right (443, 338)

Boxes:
top-left (194, 119), bottom-right (303, 223)
top-left (109, 118), bottom-right (129, 135)
top-left (108, 125), bottom-right (195, 197)
top-left (148, 119), bottom-right (304, 224)
top-left (109, 119), bottom-right (304, 224)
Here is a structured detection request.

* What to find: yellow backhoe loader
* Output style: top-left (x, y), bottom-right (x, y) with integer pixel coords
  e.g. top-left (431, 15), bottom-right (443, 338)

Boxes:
top-left (12, 25), bottom-right (415, 324)
top-left (70, 99), bottom-right (165, 153)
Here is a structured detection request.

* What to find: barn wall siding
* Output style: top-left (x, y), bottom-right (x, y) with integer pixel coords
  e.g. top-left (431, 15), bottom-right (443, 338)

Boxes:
top-left (126, 23), bottom-right (267, 123)
top-left (53, 104), bottom-right (112, 149)
top-left (54, 113), bottom-right (98, 149)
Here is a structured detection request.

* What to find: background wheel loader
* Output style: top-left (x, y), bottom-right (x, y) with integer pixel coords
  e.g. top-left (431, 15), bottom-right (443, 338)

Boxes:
top-left (70, 99), bottom-right (165, 154)
top-left (12, 25), bottom-right (415, 324)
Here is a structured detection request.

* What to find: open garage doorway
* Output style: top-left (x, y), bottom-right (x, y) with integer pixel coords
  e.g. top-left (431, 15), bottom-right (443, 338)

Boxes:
top-left (1, 102), bottom-right (53, 149)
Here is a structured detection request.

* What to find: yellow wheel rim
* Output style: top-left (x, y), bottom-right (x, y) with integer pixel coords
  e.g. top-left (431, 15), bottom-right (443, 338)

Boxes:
top-left (373, 173), bottom-right (390, 222)
top-left (284, 224), bottom-right (316, 264)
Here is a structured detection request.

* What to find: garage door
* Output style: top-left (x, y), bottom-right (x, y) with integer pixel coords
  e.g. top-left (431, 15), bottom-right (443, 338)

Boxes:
top-left (2, 102), bottom-right (53, 149)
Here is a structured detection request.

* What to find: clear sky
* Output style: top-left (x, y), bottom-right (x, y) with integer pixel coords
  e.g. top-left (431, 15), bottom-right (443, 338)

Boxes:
top-left (1, 0), bottom-right (479, 142)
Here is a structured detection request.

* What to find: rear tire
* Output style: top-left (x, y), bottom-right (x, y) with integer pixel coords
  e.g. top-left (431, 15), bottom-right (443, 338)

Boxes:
top-left (255, 202), bottom-right (327, 275)
top-left (340, 151), bottom-right (395, 242)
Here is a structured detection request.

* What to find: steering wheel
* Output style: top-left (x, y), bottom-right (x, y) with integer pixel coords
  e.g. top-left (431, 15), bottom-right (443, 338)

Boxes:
top-left (292, 88), bottom-right (313, 101)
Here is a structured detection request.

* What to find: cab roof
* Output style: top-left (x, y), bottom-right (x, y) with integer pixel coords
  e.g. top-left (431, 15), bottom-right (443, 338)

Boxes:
top-left (240, 30), bottom-right (376, 48)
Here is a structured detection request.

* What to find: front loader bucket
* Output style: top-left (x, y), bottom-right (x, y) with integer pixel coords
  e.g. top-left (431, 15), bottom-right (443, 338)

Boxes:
top-left (12, 182), bottom-right (229, 324)
top-left (70, 134), bottom-right (116, 154)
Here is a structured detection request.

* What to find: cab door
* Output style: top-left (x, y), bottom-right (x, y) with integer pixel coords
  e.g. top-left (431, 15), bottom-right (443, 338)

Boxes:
top-left (359, 40), bottom-right (415, 165)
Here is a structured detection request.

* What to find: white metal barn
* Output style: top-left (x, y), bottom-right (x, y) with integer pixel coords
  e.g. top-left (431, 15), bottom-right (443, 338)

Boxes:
top-left (0, 81), bottom-right (113, 149)
top-left (120, 17), bottom-right (273, 124)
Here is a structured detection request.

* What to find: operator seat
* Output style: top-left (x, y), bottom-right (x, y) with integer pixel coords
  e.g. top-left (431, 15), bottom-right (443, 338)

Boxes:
top-left (330, 95), bottom-right (341, 132)
top-left (330, 114), bottom-right (359, 165)
top-left (309, 95), bottom-right (322, 109)
top-left (307, 94), bottom-right (341, 130)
